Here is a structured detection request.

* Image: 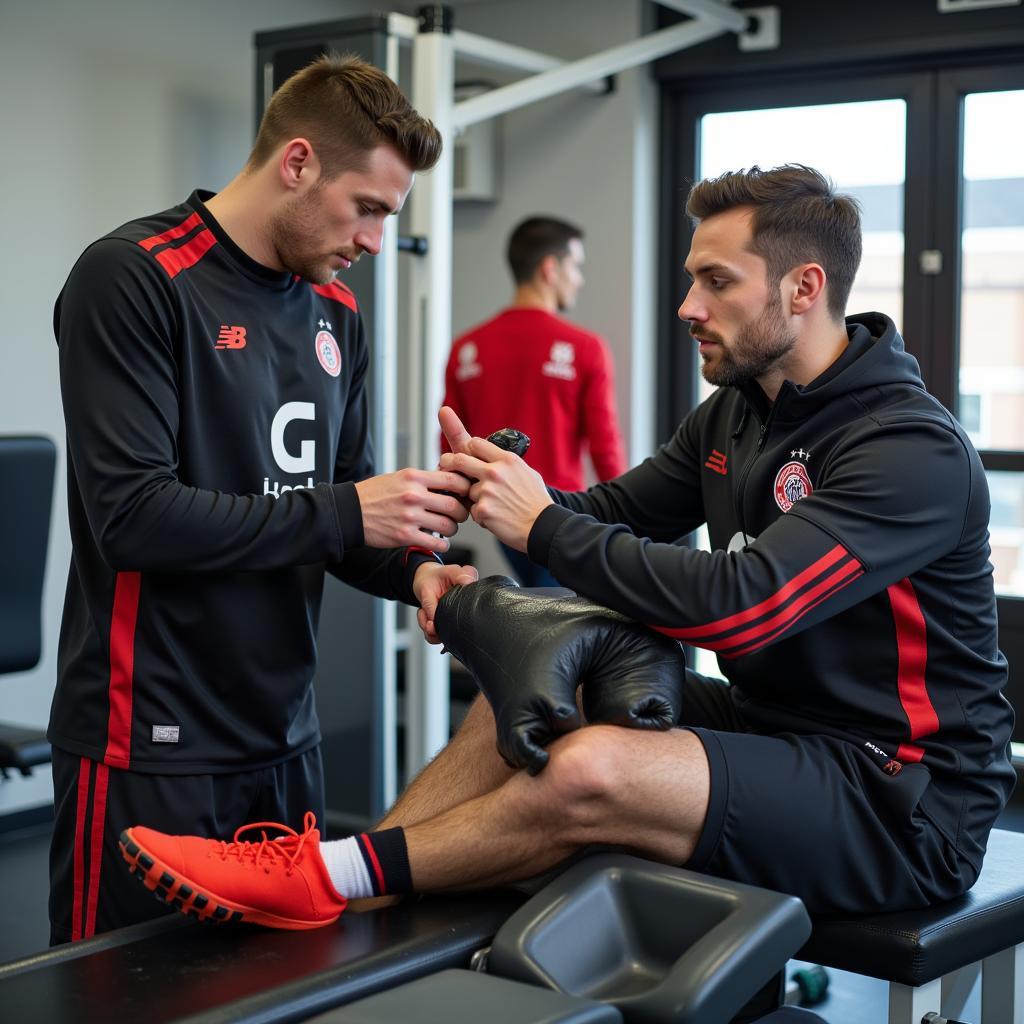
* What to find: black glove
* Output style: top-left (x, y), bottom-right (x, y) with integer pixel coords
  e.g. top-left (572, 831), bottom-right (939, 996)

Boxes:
top-left (435, 576), bottom-right (686, 774)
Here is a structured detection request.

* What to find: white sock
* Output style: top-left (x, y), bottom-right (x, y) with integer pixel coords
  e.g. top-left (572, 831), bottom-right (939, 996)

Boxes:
top-left (319, 836), bottom-right (375, 899)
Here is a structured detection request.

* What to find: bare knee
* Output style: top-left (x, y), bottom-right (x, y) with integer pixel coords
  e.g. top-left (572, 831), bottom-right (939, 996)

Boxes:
top-left (540, 726), bottom-right (629, 837)
top-left (535, 726), bottom-right (710, 862)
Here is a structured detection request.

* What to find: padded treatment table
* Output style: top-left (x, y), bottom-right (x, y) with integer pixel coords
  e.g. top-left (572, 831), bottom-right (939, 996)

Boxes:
top-left (798, 827), bottom-right (1024, 1024)
top-left (0, 890), bottom-right (525, 1024)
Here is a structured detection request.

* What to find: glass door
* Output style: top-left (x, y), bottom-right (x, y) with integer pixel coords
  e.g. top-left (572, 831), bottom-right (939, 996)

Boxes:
top-left (935, 66), bottom-right (1024, 755)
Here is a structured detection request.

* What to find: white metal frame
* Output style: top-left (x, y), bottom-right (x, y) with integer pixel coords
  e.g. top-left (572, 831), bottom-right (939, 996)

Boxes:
top-left (382, 1), bottom-right (778, 792)
top-left (885, 943), bottom-right (1023, 1024)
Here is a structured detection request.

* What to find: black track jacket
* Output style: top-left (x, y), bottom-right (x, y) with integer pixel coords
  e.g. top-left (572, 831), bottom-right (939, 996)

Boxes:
top-left (529, 313), bottom-right (1015, 872)
top-left (50, 192), bottom-right (434, 773)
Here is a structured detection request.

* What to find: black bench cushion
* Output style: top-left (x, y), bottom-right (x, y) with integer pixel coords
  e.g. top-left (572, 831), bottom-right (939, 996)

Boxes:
top-left (798, 828), bottom-right (1024, 986)
top-left (0, 891), bottom-right (526, 1024)
top-left (307, 969), bottom-right (623, 1024)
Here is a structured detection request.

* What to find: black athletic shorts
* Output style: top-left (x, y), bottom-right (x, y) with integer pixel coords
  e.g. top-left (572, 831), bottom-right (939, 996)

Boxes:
top-left (49, 745), bottom-right (325, 944)
top-left (680, 671), bottom-right (979, 915)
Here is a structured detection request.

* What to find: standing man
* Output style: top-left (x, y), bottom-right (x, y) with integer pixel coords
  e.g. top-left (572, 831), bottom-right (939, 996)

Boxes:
top-left (442, 216), bottom-right (626, 586)
top-left (48, 54), bottom-right (475, 943)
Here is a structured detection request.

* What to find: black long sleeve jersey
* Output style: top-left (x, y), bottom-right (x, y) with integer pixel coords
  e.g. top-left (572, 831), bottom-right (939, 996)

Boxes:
top-left (530, 313), bottom-right (1015, 872)
top-left (49, 191), bottom-right (432, 774)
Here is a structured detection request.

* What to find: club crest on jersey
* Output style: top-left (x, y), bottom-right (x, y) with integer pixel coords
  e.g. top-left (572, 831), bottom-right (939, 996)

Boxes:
top-left (315, 330), bottom-right (342, 377)
top-left (773, 460), bottom-right (813, 512)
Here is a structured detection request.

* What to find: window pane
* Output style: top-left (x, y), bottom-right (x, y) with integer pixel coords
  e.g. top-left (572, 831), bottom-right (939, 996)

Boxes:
top-left (988, 470), bottom-right (1024, 598)
top-left (958, 90), bottom-right (1024, 453)
top-left (695, 99), bottom-right (906, 403)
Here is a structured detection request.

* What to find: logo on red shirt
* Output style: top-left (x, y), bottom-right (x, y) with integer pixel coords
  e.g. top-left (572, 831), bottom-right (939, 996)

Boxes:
top-left (215, 325), bottom-right (247, 350)
top-left (455, 341), bottom-right (482, 382)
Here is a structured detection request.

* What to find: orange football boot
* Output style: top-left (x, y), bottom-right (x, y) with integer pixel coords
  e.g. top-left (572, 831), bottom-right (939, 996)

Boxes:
top-left (119, 810), bottom-right (347, 930)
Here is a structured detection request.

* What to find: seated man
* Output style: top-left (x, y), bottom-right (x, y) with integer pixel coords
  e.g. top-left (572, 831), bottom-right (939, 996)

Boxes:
top-left (120, 164), bottom-right (1014, 930)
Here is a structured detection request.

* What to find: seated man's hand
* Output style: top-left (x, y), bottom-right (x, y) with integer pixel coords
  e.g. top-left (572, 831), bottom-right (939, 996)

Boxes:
top-left (354, 468), bottom-right (471, 554)
top-left (438, 407), bottom-right (552, 552)
top-left (413, 561), bottom-right (479, 644)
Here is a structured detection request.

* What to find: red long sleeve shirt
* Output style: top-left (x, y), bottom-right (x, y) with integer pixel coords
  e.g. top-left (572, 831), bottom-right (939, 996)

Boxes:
top-left (441, 308), bottom-right (627, 490)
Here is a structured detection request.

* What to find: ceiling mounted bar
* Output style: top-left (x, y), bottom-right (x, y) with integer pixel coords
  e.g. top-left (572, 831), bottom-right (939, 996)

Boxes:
top-left (654, 0), bottom-right (749, 33)
top-left (453, 17), bottom-right (735, 130)
top-left (387, 12), bottom-right (605, 91)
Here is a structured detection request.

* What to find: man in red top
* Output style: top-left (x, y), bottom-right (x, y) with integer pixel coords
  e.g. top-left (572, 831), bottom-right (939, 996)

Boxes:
top-left (442, 216), bottom-right (627, 585)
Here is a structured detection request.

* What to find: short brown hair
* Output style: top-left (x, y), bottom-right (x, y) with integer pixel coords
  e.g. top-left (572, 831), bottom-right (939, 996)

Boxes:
top-left (249, 53), bottom-right (442, 177)
top-left (686, 165), bottom-right (862, 319)
top-left (507, 216), bottom-right (584, 284)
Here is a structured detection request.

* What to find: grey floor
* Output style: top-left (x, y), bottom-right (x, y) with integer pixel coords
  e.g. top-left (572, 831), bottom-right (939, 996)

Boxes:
top-left (2, 795), bottom-right (1023, 1021)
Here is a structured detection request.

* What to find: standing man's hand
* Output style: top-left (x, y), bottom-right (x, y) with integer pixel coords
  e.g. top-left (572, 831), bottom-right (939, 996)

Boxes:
top-left (438, 407), bottom-right (553, 552)
top-left (354, 468), bottom-right (471, 554)
top-left (413, 561), bottom-right (479, 643)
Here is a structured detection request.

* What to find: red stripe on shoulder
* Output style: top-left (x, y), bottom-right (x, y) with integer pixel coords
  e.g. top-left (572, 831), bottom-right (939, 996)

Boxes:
top-left (311, 280), bottom-right (359, 313)
top-left (153, 228), bottom-right (217, 279)
top-left (138, 211), bottom-right (203, 252)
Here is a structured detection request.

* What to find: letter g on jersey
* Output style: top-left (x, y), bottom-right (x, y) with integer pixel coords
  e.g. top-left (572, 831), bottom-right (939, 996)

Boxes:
top-left (271, 402), bottom-right (316, 474)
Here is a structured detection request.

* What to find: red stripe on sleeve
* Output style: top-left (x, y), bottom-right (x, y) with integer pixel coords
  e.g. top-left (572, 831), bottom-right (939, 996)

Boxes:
top-left (138, 211), bottom-right (203, 252)
top-left (105, 571), bottom-right (141, 769)
top-left (83, 764), bottom-right (110, 939)
top-left (721, 564), bottom-right (864, 659)
top-left (657, 544), bottom-right (851, 642)
top-left (358, 833), bottom-right (387, 895)
top-left (311, 281), bottom-right (359, 312)
top-left (154, 228), bottom-right (217, 279)
top-left (686, 559), bottom-right (861, 654)
top-left (71, 758), bottom-right (92, 942)
top-left (888, 577), bottom-right (939, 745)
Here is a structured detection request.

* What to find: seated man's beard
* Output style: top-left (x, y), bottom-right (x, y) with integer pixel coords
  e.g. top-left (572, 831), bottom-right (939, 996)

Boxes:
top-left (702, 298), bottom-right (797, 388)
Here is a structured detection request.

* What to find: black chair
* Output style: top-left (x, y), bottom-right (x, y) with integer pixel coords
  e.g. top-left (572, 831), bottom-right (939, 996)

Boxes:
top-left (0, 435), bottom-right (56, 778)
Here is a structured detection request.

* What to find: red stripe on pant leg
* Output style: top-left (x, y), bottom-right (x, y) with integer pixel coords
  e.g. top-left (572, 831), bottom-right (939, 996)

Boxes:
top-left (105, 571), bottom-right (141, 769)
top-left (84, 764), bottom-right (110, 939)
top-left (71, 758), bottom-right (92, 942)
top-left (888, 578), bottom-right (939, 745)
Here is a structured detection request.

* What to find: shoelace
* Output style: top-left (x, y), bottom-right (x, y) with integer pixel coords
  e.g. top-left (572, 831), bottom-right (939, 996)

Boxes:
top-left (215, 810), bottom-right (317, 875)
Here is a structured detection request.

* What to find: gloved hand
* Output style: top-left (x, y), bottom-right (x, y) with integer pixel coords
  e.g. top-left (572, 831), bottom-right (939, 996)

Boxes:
top-left (435, 576), bottom-right (686, 774)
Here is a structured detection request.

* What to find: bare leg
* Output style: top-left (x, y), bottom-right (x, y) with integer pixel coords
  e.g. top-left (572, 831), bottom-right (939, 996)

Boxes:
top-left (405, 724), bottom-right (711, 892)
top-left (377, 694), bottom-right (514, 829)
top-left (347, 695), bottom-right (515, 911)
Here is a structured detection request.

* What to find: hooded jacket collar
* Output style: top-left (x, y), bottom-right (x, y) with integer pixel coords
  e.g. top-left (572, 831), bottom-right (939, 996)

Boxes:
top-left (736, 312), bottom-right (925, 426)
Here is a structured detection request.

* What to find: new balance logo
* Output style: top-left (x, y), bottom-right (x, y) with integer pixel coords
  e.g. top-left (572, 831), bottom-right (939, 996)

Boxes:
top-left (704, 450), bottom-right (728, 475)
top-left (215, 325), bottom-right (247, 350)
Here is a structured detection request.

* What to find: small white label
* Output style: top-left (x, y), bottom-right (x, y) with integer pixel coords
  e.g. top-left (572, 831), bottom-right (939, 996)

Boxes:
top-left (152, 725), bottom-right (180, 743)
